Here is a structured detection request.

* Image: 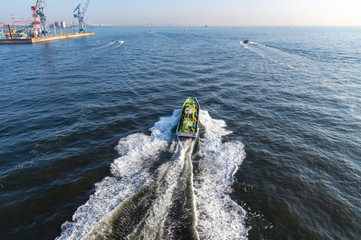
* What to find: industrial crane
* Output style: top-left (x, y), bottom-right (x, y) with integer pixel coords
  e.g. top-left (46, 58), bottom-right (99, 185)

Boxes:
top-left (32, 0), bottom-right (49, 36)
top-left (73, 0), bottom-right (91, 33)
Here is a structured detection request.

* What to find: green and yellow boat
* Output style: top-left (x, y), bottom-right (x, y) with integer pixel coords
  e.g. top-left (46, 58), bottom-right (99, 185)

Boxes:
top-left (176, 97), bottom-right (200, 138)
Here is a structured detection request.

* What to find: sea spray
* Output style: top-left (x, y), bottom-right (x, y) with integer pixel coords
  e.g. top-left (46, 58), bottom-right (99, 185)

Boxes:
top-left (193, 110), bottom-right (248, 239)
top-left (56, 110), bottom-right (180, 240)
top-left (57, 109), bottom-right (248, 239)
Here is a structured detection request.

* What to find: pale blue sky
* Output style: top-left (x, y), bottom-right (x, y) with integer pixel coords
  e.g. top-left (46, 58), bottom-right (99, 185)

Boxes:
top-left (1, 0), bottom-right (361, 26)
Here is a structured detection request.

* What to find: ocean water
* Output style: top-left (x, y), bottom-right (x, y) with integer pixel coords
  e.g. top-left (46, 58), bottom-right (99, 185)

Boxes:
top-left (0, 26), bottom-right (360, 240)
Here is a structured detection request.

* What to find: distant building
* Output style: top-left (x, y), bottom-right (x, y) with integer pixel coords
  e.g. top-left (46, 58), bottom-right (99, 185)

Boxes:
top-left (54, 21), bottom-right (67, 28)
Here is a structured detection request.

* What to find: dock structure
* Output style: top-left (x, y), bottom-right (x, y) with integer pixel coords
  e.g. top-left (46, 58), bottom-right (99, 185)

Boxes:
top-left (1, 0), bottom-right (95, 45)
top-left (0, 32), bottom-right (95, 44)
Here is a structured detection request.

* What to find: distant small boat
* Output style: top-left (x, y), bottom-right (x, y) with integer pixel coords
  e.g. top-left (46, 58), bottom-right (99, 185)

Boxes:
top-left (242, 40), bottom-right (250, 44)
top-left (176, 97), bottom-right (200, 139)
top-left (116, 40), bottom-right (124, 44)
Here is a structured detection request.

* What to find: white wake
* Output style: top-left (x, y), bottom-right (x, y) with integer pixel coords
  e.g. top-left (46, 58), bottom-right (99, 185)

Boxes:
top-left (240, 40), bottom-right (310, 70)
top-left (57, 109), bottom-right (248, 239)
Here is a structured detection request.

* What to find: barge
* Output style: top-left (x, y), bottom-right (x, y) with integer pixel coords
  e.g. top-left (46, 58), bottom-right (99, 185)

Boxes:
top-left (0, 32), bottom-right (95, 44)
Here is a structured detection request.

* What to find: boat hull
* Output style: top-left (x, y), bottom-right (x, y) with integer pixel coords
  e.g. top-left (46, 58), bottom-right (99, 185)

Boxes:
top-left (176, 97), bottom-right (200, 138)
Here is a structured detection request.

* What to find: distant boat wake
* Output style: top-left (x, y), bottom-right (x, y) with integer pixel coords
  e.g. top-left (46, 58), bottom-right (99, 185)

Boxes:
top-left (95, 40), bottom-right (125, 49)
top-left (57, 110), bottom-right (248, 240)
top-left (240, 40), bottom-right (311, 70)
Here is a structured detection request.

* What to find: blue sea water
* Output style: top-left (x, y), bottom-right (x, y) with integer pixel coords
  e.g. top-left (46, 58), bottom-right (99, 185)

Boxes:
top-left (0, 26), bottom-right (360, 239)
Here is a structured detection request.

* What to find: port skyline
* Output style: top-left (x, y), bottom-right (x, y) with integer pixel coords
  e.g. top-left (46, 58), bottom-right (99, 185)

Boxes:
top-left (1, 0), bottom-right (361, 27)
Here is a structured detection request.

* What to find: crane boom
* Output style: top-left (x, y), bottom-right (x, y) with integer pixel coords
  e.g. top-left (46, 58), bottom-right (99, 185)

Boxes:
top-left (35, 0), bottom-right (49, 36)
top-left (83, 0), bottom-right (90, 14)
top-left (73, 0), bottom-right (91, 33)
top-left (74, 4), bottom-right (81, 13)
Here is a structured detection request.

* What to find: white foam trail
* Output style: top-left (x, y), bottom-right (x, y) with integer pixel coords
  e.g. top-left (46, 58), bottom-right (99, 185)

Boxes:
top-left (115, 41), bottom-right (125, 47)
top-left (126, 146), bottom-right (189, 239)
top-left (188, 144), bottom-right (200, 240)
top-left (194, 110), bottom-right (248, 239)
top-left (240, 41), bottom-right (310, 70)
top-left (241, 41), bottom-right (282, 64)
top-left (56, 110), bottom-right (180, 240)
top-left (57, 109), bottom-right (248, 239)
top-left (94, 40), bottom-right (125, 50)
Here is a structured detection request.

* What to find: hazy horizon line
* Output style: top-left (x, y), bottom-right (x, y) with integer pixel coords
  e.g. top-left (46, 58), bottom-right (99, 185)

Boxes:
top-left (88, 24), bottom-right (361, 27)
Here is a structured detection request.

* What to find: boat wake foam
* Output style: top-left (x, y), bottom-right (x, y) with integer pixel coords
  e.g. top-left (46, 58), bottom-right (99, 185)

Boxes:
top-left (240, 41), bottom-right (311, 70)
top-left (95, 40), bottom-right (125, 50)
top-left (194, 111), bottom-right (248, 239)
top-left (57, 109), bottom-right (248, 240)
